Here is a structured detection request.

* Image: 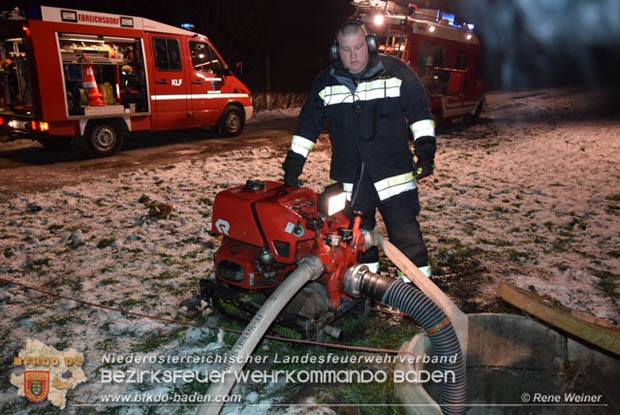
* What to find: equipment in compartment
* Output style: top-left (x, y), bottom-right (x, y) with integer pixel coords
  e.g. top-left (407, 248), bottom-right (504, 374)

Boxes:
top-left (60, 34), bottom-right (147, 116)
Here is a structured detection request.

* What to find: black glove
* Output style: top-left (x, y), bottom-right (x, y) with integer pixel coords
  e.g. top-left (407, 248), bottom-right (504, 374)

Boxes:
top-left (414, 160), bottom-right (434, 180)
top-left (282, 150), bottom-right (305, 187)
top-left (414, 136), bottom-right (436, 181)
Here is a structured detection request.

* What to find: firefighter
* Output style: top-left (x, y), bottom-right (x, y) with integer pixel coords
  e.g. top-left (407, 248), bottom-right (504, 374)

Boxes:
top-left (282, 20), bottom-right (436, 280)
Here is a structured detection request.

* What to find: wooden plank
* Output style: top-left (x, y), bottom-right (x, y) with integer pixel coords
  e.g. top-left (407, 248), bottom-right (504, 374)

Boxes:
top-left (498, 282), bottom-right (620, 356)
top-left (381, 237), bottom-right (469, 360)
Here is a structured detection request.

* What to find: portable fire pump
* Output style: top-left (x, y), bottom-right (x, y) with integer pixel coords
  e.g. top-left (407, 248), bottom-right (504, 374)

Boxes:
top-left (198, 180), bottom-right (468, 415)
top-left (200, 180), bottom-right (373, 336)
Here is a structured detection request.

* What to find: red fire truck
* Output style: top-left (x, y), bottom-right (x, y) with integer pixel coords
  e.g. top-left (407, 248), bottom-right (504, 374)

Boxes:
top-left (0, 6), bottom-right (253, 156)
top-left (353, 1), bottom-right (486, 123)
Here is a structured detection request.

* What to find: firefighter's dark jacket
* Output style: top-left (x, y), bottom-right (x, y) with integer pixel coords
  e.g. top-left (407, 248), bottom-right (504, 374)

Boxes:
top-left (288, 53), bottom-right (435, 186)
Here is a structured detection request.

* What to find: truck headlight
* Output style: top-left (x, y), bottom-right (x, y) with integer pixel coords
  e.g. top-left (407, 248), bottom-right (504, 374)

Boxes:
top-left (318, 183), bottom-right (346, 217)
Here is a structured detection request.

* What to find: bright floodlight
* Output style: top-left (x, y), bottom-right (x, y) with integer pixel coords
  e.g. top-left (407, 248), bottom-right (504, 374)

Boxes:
top-left (318, 183), bottom-right (347, 217)
top-left (373, 14), bottom-right (385, 26)
top-left (428, 25), bottom-right (436, 33)
top-left (327, 192), bottom-right (346, 216)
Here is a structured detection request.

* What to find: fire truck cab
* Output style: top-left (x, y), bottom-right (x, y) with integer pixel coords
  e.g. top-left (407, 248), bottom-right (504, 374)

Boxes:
top-left (0, 6), bottom-right (253, 156)
top-left (353, 1), bottom-right (486, 123)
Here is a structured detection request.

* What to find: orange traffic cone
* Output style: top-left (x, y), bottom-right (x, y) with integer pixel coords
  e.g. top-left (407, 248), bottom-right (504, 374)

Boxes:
top-left (82, 65), bottom-right (106, 106)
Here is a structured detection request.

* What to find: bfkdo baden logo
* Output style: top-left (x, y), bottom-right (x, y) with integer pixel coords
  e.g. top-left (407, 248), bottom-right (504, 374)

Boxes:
top-left (10, 338), bottom-right (87, 409)
top-left (24, 371), bottom-right (50, 403)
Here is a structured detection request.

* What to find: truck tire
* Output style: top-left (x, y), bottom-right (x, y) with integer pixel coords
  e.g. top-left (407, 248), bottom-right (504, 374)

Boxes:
top-left (219, 105), bottom-right (244, 137)
top-left (468, 100), bottom-right (484, 124)
top-left (80, 120), bottom-right (125, 157)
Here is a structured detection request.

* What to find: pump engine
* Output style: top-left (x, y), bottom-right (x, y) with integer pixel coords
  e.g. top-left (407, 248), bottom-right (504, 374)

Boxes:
top-left (200, 180), bottom-right (372, 335)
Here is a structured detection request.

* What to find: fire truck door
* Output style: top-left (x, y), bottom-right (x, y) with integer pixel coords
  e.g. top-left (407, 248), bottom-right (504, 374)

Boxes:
top-left (151, 36), bottom-right (189, 130)
top-left (188, 41), bottom-right (224, 126)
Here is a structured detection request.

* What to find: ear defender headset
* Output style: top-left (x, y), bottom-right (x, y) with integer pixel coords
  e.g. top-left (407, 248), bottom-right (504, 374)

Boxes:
top-left (330, 19), bottom-right (378, 61)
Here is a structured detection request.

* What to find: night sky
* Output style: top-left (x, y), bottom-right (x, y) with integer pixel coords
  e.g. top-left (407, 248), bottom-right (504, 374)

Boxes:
top-left (7, 0), bottom-right (620, 92)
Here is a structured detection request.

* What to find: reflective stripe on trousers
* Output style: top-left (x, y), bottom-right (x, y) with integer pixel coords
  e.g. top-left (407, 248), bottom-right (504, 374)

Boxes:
top-left (290, 135), bottom-right (315, 158)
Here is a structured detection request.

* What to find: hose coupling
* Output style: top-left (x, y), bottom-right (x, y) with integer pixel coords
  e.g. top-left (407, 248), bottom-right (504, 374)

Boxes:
top-left (361, 229), bottom-right (381, 249)
top-left (344, 263), bottom-right (395, 300)
top-left (298, 255), bottom-right (324, 281)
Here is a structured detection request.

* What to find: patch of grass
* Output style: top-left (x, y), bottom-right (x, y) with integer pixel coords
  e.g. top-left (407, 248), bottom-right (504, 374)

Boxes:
top-left (153, 270), bottom-right (180, 280)
top-left (605, 204), bottom-right (619, 216)
top-left (477, 238), bottom-right (513, 247)
top-left (161, 256), bottom-right (183, 266)
top-left (96, 238), bottom-right (116, 249)
top-left (433, 237), bottom-right (487, 276)
top-left (589, 268), bottom-right (618, 301)
top-left (554, 262), bottom-right (570, 272)
top-left (33, 257), bottom-right (51, 267)
top-left (119, 298), bottom-right (146, 308)
top-left (62, 277), bottom-right (83, 291)
top-left (564, 217), bottom-right (588, 231)
top-left (132, 327), bottom-right (187, 353)
top-left (606, 193), bottom-right (620, 202)
top-left (551, 238), bottom-right (571, 252)
top-left (463, 222), bottom-right (477, 236)
top-left (181, 250), bottom-right (199, 259)
top-left (506, 249), bottom-right (536, 263)
top-left (533, 235), bottom-right (548, 244)
top-left (99, 278), bottom-right (116, 286)
top-left (36, 314), bottom-right (85, 330)
top-left (47, 224), bottom-right (63, 232)
top-left (53, 340), bottom-right (69, 350)
top-left (608, 250), bottom-right (620, 259)
top-left (543, 221), bottom-right (554, 232)
top-left (17, 309), bottom-right (39, 320)
top-left (317, 375), bottom-right (399, 415)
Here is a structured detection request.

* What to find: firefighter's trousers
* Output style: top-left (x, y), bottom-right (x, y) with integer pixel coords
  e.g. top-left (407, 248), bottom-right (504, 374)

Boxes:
top-left (348, 174), bottom-right (430, 273)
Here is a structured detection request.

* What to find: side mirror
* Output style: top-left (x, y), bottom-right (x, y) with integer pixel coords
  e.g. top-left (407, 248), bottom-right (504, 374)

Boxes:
top-left (235, 61), bottom-right (244, 77)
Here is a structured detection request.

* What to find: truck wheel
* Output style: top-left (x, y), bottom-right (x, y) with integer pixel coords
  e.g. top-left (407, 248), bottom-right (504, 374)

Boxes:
top-left (81, 121), bottom-right (124, 157)
top-left (468, 100), bottom-right (484, 124)
top-left (219, 106), bottom-right (244, 137)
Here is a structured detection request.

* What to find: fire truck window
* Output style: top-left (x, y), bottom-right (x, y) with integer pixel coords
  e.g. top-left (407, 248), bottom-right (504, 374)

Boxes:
top-left (475, 57), bottom-right (484, 78)
top-left (190, 41), bottom-right (222, 74)
top-left (206, 44), bottom-right (223, 75)
top-left (457, 50), bottom-right (468, 69)
top-left (380, 35), bottom-right (407, 58)
top-left (153, 37), bottom-right (182, 71)
top-left (1, 36), bottom-right (33, 111)
top-left (434, 47), bottom-right (445, 67)
top-left (418, 41), bottom-right (445, 76)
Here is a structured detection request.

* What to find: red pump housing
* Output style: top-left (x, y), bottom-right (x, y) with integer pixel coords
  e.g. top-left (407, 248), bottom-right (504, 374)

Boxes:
top-left (211, 180), bottom-right (366, 310)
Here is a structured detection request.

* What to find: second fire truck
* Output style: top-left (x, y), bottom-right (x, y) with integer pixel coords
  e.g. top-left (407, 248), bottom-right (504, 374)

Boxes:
top-left (353, 0), bottom-right (486, 123)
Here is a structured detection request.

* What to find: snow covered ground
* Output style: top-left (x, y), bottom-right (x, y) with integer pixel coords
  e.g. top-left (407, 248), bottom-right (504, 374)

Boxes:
top-left (0, 87), bottom-right (618, 414)
top-left (248, 107), bottom-right (301, 124)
